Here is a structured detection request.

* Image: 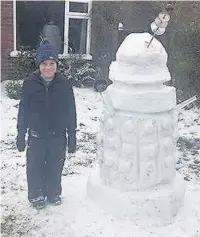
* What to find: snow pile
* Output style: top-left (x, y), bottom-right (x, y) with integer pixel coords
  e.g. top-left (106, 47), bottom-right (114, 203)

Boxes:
top-left (1, 82), bottom-right (200, 237)
top-left (177, 107), bottom-right (200, 181)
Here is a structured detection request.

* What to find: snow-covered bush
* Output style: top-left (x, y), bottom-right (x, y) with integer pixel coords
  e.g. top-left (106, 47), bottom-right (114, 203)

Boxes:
top-left (5, 80), bottom-right (23, 100)
top-left (6, 47), bottom-right (37, 100)
top-left (59, 56), bottom-right (100, 87)
top-left (8, 47), bottom-right (37, 82)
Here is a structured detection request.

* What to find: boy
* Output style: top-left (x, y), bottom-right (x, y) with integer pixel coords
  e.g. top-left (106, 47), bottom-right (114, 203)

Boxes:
top-left (16, 40), bottom-right (77, 209)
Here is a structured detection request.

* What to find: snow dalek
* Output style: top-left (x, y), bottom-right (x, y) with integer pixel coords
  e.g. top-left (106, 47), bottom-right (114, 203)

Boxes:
top-left (88, 4), bottom-right (195, 225)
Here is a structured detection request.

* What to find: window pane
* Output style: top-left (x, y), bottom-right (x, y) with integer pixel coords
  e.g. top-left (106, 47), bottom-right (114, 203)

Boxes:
top-left (16, 1), bottom-right (64, 53)
top-left (68, 18), bottom-right (88, 54)
top-left (69, 2), bottom-right (88, 13)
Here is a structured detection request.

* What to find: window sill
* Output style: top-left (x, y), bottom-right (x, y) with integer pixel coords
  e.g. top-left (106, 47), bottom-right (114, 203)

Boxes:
top-left (10, 50), bottom-right (92, 61)
top-left (10, 50), bottom-right (21, 57)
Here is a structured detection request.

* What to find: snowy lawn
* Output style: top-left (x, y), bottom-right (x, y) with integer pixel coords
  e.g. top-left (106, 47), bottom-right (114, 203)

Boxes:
top-left (1, 82), bottom-right (200, 237)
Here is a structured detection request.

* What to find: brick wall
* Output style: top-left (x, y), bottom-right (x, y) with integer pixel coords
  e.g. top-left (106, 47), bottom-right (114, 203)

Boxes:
top-left (1, 1), bottom-right (13, 81)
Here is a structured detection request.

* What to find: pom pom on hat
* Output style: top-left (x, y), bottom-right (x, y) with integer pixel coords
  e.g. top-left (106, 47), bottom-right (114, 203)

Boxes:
top-left (36, 39), bottom-right (58, 65)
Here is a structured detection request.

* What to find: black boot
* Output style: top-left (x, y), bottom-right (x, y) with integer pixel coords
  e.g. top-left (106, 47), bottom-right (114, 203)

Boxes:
top-left (30, 196), bottom-right (46, 209)
top-left (48, 196), bottom-right (62, 206)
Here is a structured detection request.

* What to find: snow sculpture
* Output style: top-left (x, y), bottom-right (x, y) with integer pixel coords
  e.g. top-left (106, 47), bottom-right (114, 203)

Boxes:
top-left (87, 33), bottom-right (185, 225)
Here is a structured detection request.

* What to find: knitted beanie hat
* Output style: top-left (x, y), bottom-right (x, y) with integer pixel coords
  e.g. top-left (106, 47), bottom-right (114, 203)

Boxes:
top-left (36, 39), bottom-right (58, 65)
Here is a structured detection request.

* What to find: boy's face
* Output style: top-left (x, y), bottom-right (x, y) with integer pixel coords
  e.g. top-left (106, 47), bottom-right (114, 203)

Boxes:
top-left (39, 59), bottom-right (57, 79)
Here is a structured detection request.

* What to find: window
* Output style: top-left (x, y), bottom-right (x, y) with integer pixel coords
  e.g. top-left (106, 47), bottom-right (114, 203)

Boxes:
top-left (11, 0), bottom-right (92, 59)
top-left (69, 2), bottom-right (88, 13)
top-left (68, 18), bottom-right (88, 54)
top-left (16, 1), bottom-right (65, 52)
top-left (64, 0), bottom-right (92, 57)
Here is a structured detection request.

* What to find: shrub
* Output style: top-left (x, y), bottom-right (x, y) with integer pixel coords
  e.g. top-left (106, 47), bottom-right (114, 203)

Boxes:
top-left (167, 25), bottom-right (200, 104)
top-left (9, 47), bottom-right (37, 81)
top-left (5, 80), bottom-right (23, 100)
top-left (59, 56), bottom-right (100, 87)
top-left (5, 47), bottom-right (37, 100)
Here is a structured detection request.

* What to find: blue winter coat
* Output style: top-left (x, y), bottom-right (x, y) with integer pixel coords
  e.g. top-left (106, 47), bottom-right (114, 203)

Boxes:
top-left (17, 70), bottom-right (77, 137)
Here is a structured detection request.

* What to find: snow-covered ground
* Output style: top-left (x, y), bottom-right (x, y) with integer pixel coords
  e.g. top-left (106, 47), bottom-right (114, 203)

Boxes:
top-left (1, 82), bottom-right (200, 237)
top-left (177, 108), bottom-right (200, 182)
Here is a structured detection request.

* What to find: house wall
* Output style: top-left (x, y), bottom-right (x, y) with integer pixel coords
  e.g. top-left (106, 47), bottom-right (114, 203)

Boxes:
top-left (1, 1), bottom-right (14, 81)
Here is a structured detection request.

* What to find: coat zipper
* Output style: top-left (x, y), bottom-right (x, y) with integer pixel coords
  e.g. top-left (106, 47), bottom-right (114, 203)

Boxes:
top-left (46, 87), bottom-right (49, 108)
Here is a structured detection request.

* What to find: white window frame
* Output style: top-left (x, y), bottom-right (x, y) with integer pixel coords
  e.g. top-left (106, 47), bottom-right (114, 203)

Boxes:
top-left (10, 0), bottom-right (92, 60)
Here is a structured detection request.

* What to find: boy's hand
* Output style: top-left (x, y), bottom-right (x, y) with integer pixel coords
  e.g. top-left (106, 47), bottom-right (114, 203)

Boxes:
top-left (16, 133), bottom-right (26, 152)
top-left (68, 131), bottom-right (76, 154)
